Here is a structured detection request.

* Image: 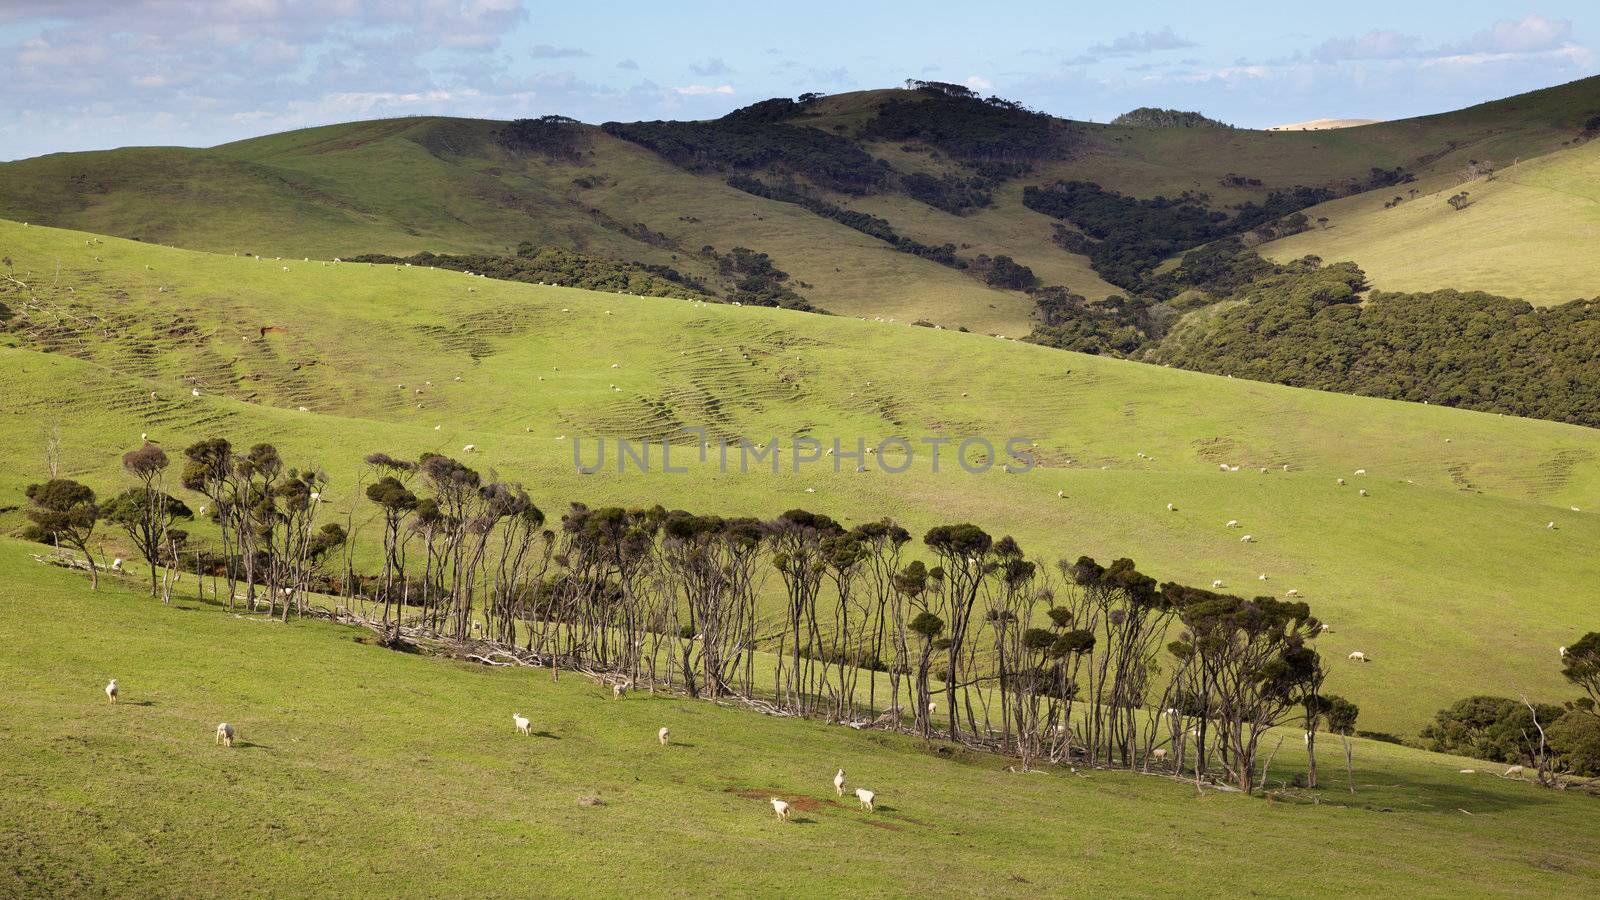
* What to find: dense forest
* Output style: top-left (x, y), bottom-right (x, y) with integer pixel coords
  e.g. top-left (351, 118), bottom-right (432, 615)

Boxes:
top-left (1110, 108), bottom-right (1230, 128)
top-left (1152, 263), bottom-right (1600, 426)
top-left (346, 246), bottom-right (712, 300)
top-left (603, 99), bottom-right (890, 194)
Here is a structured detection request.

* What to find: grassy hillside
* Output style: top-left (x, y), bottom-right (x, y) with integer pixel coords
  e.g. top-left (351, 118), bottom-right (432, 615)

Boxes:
top-left (4, 537), bottom-right (1600, 895)
top-left (1262, 138), bottom-right (1600, 304)
top-left (3, 76), bottom-right (1595, 339)
top-left (3, 219), bottom-right (1599, 737)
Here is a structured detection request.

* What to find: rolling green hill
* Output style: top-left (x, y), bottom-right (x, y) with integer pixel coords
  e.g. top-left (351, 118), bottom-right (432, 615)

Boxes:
top-left (2, 76), bottom-right (1596, 340)
top-left (1262, 137), bottom-right (1600, 304)
top-left (6, 537), bottom-right (1599, 895)
top-left (3, 218), bottom-right (1598, 738)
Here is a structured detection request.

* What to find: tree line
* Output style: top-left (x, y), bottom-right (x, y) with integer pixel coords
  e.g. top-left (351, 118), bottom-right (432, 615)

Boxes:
top-left (24, 438), bottom-right (1383, 795)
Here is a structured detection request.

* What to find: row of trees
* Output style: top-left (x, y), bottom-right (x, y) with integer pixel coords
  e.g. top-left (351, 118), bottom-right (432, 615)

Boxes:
top-left (27, 439), bottom-right (1365, 794)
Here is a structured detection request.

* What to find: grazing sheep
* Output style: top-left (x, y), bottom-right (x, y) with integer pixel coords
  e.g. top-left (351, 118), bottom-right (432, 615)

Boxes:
top-left (1319, 623), bottom-right (1332, 633)
top-left (111, 558), bottom-right (124, 572)
top-left (462, 444), bottom-right (476, 453)
top-left (854, 787), bottom-right (877, 812)
top-left (1259, 574), bottom-right (1269, 581)
top-left (928, 701), bottom-right (937, 716)
top-left (105, 678), bottom-right (118, 703)
top-left (1219, 463), bottom-right (1230, 472)
top-left (1359, 489), bottom-right (1369, 497)
top-left (1559, 646), bottom-right (1567, 657)
top-left (1355, 469), bottom-right (1366, 476)
top-left (216, 723), bottom-right (235, 747)
top-left (1504, 765), bottom-right (1525, 779)
top-left (658, 726), bottom-right (670, 746)
top-left (513, 713), bottom-right (531, 736)
top-left (1211, 579), bottom-right (1224, 588)
top-left (612, 682), bottom-right (628, 700)
top-left (1166, 503), bottom-right (1176, 511)
top-left (1336, 478), bottom-right (1346, 486)
top-left (770, 798), bottom-right (791, 822)
top-left (1286, 589), bottom-right (1301, 598)
top-left (1226, 520), bottom-right (1240, 528)
top-left (834, 768), bottom-right (846, 796)
top-left (191, 388), bottom-right (202, 397)
top-left (1348, 651), bottom-right (1368, 662)
top-left (1229, 466), bottom-right (1240, 472)
top-left (1152, 748), bottom-right (1168, 762)
top-left (1547, 521), bottom-right (1557, 530)
top-left (1240, 534), bottom-right (1253, 543)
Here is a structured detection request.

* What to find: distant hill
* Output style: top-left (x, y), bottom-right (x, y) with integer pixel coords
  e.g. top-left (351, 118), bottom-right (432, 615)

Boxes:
top-left (2, 75), bottom-right (1595, 339)
top-left (1111, 107), bottom-right (1230, 128)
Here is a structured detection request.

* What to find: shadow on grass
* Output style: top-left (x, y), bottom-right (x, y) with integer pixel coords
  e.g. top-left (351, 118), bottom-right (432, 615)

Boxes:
top-left (533, 731), bottom-right (562, 740)
top-left (124, 700), bottom-right (157, 707)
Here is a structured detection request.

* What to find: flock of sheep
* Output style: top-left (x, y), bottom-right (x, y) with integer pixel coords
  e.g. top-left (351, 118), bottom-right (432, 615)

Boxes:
top-left (102, 674), bottom-right (880, 823)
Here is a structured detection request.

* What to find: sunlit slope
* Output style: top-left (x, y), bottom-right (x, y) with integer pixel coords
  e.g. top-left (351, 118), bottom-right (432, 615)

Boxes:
top-left (6, 538), bottom-right (1598, 895)
top-left (2, 219), bottom-right (1598, 734)
top-left (1261, 139), bottom-right (1600, 304)
top-left (0, 117), bottom-right (1036, 336)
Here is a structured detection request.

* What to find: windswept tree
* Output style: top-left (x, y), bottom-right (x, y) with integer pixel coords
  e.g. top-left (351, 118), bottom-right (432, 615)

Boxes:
top-left (1166, 586), bottom-right (1322, 792)
top-left (923, 523), bottom-right (994, 739)
top-left (767, 509), bottom-right (843, 714)
top-left (365, 474), bottom-right (419, 640)
top-left (908, 606), bottom-right (944, 739)
top-left (182, 438), bottom-right (237, 605)
top-left (1561, 633), bottom-right (1600, 714)
top-left (24, 479), bottom-right (102, 587)
top-left (104, 442), bottom-right (192, 598)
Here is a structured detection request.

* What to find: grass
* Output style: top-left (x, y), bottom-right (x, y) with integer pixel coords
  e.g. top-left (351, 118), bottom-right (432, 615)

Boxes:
top-left (3, 537), bottom-right (1599, 896)
top-left (2, 218), bottom-right (1599, 739)
top-left (2, 75), bottom-right (1595, 338)
top-left (1262, 138), bottom-right (1600, 304)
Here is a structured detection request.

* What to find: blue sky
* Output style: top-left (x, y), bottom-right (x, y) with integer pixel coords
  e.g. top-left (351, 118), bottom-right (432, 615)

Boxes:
top-left (1, 1), bottom-right (1596, 161)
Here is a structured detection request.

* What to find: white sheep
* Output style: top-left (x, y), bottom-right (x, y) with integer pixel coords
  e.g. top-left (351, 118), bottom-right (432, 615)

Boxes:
top-left (513, 713), bottom-right (532, 736)
top-left (658, 726), bottom-right (670, 746)
top-left (1348, 651), bottom-right (1368, 662)
top-left (1229, 465), bottom-right (1240, 472)
top-left (1218, 463), bottom-right (1230, 472)
top-left (1286, 589), bottom-right (1301, 597)
top-left (1359, 489), bottom-right (1369, 497)
top-left (1226, 520), bottom-right (1240, 528)
top-left (1504, 764), bottom-right (1525, 779)
top-left (1547, 521), bottom-right (1557, 530)
top-left (1211, 579), bottom-right (1224, 588)
top-left (111, 558), bottom-right (124, 572)
top-left (1258, 574), bottom-right (1269, 581)
top-left (1152, 748), bottom-right (1168, 762)
top-left (928, 700), bottom-right (937, 716)
top-left (462, 444), bottom-right (476, 453)
top-left (105, 678), bottom-right (118, 703)
top-left (612, 682), bottom-right (628, 700)
top-left (834, 768), bottom-right (846, 796)
top-left (854, 787), bottom-right (876, 812)
top-left (1166, 503), bottom-right (1176, 511)
top-left (770, 797), bottom-right (791, 822)
top-left (1559, 646), bottom-right (1567, 657)
top-left (1336, 478), bottom-right (1345, 485)
top-left (1240, 534), bottom-right (1253, 543)
top-left (191, 388), bottom-right (201, 397)
top-left (216, 722), bottom-right (236, 747)
top-left (1355, 469), bottom-right (1366, 476)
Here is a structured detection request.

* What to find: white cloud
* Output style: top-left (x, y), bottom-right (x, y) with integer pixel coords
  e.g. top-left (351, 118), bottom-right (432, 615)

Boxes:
top-left (964, 74), bottom-right (994, 91)
top-left (1313, 30), bottom-right (1420, 62)
top-left (1442, 14), bottom-right (1572, 55)
top-left (1067, 26), bottom-right (1195, 64)
top-left (672, 84), bottom-right (733, 96)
